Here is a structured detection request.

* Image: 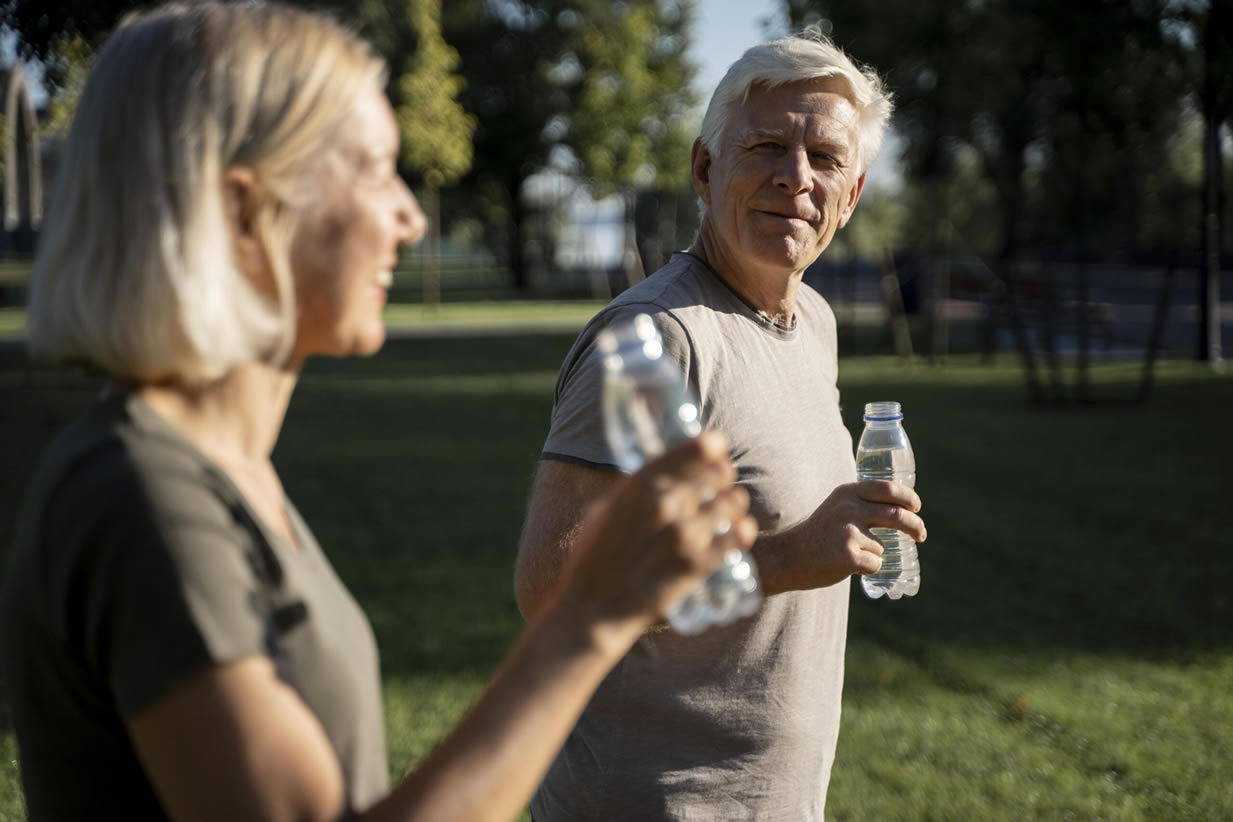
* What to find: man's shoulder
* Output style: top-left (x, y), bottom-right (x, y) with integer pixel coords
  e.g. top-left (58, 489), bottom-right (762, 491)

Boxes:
top-left (593, 254), bottom-right (745, 341)
top-left (797, 279), bottom-right (832, 311)
top-left (605, 254), bottom-right (718, 315)
top-left (797, 281), bottom-right (838, 332)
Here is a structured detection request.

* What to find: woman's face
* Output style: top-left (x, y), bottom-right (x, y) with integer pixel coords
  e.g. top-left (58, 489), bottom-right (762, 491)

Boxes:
top-left (288, 85), bottom-right (425, 360)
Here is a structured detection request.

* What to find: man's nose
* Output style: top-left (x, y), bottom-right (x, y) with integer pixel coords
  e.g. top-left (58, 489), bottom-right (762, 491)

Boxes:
top-left (773, 147), bottom-right (814, 196)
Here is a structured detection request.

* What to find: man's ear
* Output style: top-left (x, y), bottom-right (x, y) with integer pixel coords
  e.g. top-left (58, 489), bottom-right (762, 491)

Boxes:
top-left (690, 138), bottom-right (713, 205)
top-left (837, 171), bottom-right (867, 229)
top-left (221, 167), bottom-right (269, 278)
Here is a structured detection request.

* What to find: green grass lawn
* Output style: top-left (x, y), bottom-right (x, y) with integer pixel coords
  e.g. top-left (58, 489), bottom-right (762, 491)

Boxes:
top-left (0, 301), bottom-right (608, 342)
top-left (1, 332), bottom-right (1230, 821)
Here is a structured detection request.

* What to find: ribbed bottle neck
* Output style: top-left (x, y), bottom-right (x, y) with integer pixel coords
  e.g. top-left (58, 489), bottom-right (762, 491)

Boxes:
top-left (863, 401), bottom-right (903, 422)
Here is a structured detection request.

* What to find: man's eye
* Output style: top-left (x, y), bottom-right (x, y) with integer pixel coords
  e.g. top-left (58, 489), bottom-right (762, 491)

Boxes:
top-left (754, 142), bottom-right (780, 151)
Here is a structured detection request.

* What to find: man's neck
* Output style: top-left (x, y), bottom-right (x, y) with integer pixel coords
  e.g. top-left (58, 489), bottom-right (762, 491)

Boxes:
top-left (689, 219), bottom-right (804, 326)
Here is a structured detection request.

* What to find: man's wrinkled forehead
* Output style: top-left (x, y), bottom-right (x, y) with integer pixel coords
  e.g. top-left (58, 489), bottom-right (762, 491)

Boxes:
top-left (739, 74), bottom-right (856, 110)
top-left (723, 77), bottom-right (861, 147)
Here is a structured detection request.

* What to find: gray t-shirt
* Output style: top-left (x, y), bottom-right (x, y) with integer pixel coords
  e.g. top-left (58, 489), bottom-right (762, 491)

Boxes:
top-left (0, 393), bottom-right (388, 819)
top-left (532, 252), bottom-right (857, 821)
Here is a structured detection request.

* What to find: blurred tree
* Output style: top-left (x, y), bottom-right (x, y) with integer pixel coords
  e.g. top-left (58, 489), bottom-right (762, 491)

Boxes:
top-left (440, 0), bottom-right (578, 291)
top-left (0, 1), bottom-right (139, 73)
top-left (396, 0), bottom-right (475, 186)
top-left (385, 0), bottom-right (475, 305)
top-left (41, 32), bottom-right (92, 138)
top-left (1163, 0), bottom-right (1232, 366)
top-left (566, 0), bottom-right (699, 279)
top-left (783, 0), bottom-right (1050, 376)
top-left (784, 0), bottom-right (1207, 390)
top-left (6, 0), bottom-right (476, 278)
top-left (783, 0), bottom-right (1192, 261)
top-left (270, 0), bottom-right (476, 186)
top-left (9, 1), bottom-right (707, 294)
top-left (1, 0), bottom-right (129, 134)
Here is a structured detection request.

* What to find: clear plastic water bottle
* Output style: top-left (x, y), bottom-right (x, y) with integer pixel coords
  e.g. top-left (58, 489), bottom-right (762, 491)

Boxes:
top-left (596, 313), bottom-right (762, 634)
top-left (855, 401), bottom-right (920, 600)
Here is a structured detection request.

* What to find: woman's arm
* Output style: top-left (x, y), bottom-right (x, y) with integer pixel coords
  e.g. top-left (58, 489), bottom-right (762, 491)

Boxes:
top-left (128, 431), bottom-right (755, 822)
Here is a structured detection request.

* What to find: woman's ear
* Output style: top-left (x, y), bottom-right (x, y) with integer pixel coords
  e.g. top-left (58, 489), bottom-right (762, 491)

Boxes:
top-left (221, 167), bottom-right (269, 279)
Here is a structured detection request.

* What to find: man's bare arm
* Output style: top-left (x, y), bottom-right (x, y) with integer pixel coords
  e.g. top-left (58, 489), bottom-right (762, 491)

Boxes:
top-left (752, 480), bottom-right (927, 595)
top-left (517, 464), bottom-right (929, 614)
top-left (515, 460), bottom-right (622, 621)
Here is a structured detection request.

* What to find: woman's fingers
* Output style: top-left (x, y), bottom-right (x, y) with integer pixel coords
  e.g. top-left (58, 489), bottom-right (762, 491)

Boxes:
top-left (640, 431), bottom-right (734, 496)
top-left (674, 485), bottom-right (755, 569)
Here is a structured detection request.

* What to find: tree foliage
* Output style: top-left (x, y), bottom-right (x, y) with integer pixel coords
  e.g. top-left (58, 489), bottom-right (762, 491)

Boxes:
top-left (437, 0), bottom-right (699, 287)
top-left (782, 0), bottom-right (1203, 262)
top-left (566, 0), bottom-right (697, 196)
top-left (563, 0), bottom-right (699, 279)
top-left (438, 0), bottom-right (580, 288)
top-left (40, 31), bottom-right (92, 138)
top-left (395, 0), bottom-right (475, 185)
top-left (4, 0), bottom-right (705, 290)
top-left (1, 0), bottom-right (140, 74)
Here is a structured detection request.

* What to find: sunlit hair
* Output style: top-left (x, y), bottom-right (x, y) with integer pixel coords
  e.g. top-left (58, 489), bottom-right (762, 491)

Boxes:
top-left (699, 26), bottom-right (893, 175)
top-left (28, 2), bottom-right (386, 383)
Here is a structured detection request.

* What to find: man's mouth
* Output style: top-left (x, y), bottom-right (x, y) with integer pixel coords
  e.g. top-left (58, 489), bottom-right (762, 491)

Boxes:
top-left (756, 209), bottom-right (817, 223)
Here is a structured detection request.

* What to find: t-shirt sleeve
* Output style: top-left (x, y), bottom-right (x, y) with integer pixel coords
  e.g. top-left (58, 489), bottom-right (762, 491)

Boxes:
top-left (542, 303), bottom-right (694, 471)
top-left (43, 442), bottom-right (277, 719)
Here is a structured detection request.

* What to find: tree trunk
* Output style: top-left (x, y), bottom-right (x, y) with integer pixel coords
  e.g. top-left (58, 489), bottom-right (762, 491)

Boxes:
top-left (1197, 44), bottom-right (1224, 367)
top-left (924, 0), bottom-right (948, 362)
top-left (1073, 48), bottom-right (1092, 401)
top-left (508, 175), bottom-right (529, 292)
top-left (998, 258), bottom-right (1044, 403)
top-left (622, 189), bottom-right (645, 290)
top-left (421, 182), bottom-right (441, 309)
top-left (993, 160), bottom-right (1044, 401)
top-left (635, 191), bottom-right (663, 276)
top-left (659, 193), bottom-right (678, 261)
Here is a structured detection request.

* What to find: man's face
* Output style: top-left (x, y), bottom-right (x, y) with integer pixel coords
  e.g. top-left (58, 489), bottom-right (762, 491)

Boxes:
top-left (692, 77), bottom-right (866, 279)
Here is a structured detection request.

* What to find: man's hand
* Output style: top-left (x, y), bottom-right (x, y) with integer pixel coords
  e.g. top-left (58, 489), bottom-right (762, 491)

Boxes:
top-left (753, 480), bottom-right (926, 595)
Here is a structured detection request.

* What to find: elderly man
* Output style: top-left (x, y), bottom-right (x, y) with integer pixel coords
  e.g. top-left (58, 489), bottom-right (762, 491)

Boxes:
top-left (515, 31), bottom-right (928, 820)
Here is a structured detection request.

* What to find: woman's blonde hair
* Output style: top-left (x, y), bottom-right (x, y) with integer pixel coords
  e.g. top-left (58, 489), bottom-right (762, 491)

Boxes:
top-left (28, 2), bottom-right (386, 382)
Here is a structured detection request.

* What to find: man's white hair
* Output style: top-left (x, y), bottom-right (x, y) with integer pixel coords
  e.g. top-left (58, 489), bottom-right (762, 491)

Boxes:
top-left (699, 26), bottom-right (893, 175)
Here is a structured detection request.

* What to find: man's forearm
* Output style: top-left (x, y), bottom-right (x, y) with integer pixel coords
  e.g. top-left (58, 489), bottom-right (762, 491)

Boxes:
top-left (749, 519), bottom-right (862, 597)
top-left (749, 524), bottom-right (818, 598)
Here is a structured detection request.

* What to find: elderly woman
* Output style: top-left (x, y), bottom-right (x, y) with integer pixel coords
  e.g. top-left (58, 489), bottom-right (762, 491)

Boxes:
top-left (0, 4), bottom-right (756, 820)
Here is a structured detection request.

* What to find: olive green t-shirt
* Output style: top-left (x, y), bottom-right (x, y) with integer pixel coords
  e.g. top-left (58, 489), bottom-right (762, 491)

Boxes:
top-left (532, 252), bottom-right (856, 821)
top-left (0, 393), bottom-right (388, 819)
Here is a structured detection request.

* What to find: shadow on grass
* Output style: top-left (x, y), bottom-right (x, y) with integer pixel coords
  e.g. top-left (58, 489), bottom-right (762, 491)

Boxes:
top-left (837, 365), bottom-right (1233, 669)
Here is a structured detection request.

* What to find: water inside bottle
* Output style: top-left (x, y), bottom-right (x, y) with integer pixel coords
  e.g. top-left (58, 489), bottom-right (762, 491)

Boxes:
top-left (598, 315), bottom-right (761, 630)
top-left (602, 373), bottom-right (699, 473)
top-left (856, 447), bottom-right (918, 600)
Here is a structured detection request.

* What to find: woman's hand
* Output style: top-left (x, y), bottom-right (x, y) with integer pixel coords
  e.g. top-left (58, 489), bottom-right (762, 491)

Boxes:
top-left (554, 431), bottom-right (757, 647)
